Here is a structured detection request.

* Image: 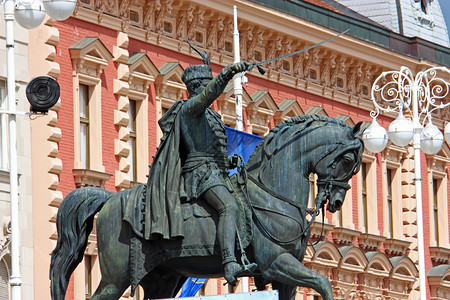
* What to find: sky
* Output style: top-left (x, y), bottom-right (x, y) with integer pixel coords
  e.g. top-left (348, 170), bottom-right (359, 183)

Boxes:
top-left (439, 0), bottom-right (450, 41)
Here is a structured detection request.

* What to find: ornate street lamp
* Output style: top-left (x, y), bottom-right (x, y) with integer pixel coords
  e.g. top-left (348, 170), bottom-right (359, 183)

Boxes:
top-left (362, 66), bottom-right (450, 299)
top-left (1, 1), bottom-right (75, 299)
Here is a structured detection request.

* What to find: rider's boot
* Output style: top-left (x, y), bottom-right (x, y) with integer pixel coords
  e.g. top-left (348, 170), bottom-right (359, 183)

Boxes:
top-left (224, 261), bottom-right (258, 286)
top-left (224, 261), bottom-right (245, 286)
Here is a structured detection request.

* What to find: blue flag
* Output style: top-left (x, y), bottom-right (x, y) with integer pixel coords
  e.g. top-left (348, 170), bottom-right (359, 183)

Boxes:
top-left (179, 278), bottom-right (207, 297)
top-left (225, 126), bottom-right (263, 175)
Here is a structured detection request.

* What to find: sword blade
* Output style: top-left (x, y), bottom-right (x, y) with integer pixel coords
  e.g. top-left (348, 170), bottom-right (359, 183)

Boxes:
top-left (252, 29), bottom-right (350, 74)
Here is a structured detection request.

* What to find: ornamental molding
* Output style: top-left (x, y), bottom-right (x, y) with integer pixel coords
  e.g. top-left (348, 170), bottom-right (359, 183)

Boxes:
top-left (429, 246), bottom-right (450, 265)
top-left (0, 217), bottom-right (11, 260)
top-left (358, 233), bottom-right (386, 252)
top-left (384, 238), bottom-right (411, 257)
top-left (128, 52), bottom-right (159, 100)
top-left (274, 99), bottom-right (304, 125)
top-left (332, 227), bottom-right (361, 246)
top-left (155, 62), bottom-right (186, 107)
top-left (69, 37), bottom-right (113, 77)
top-left (309, 221), bottom-right (335, 243)
top-left (73, 168), bottom-right (113, 188)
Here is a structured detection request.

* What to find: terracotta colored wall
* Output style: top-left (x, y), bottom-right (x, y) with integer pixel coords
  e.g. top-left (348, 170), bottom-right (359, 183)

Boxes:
top-left (54, 18), bottom-right (119, 194)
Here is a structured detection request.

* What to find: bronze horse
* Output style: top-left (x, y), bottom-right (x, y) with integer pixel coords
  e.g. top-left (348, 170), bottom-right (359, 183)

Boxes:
top-left (50, 115), bottom-right (364, 300)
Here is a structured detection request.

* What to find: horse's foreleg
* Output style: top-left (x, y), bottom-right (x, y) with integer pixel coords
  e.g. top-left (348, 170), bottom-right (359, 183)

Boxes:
top-left (263, 253), bottom-right (333, 300)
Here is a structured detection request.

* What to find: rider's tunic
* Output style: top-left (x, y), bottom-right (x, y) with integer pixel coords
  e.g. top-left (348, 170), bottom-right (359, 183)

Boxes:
top-left (179, 106), bottom-right (229, 201)
top-left (124, 70), bottom-right (233, 241)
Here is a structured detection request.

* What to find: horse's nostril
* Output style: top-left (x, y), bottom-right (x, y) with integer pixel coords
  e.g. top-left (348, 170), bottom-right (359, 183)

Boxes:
top-left (335, 200), bottom-right (342, 208)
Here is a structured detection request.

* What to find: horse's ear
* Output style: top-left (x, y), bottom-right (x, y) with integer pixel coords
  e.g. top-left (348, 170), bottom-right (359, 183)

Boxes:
top-left (352, 121), bottom-right (365, 136)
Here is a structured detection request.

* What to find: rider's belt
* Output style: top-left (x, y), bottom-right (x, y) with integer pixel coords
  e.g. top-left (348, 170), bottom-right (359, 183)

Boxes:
top-left (182, 152), bottom-right (228, 173)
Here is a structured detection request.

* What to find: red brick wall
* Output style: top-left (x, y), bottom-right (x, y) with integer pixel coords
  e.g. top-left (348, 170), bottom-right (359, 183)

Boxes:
top-left (55, 18), bottom-right (119, 195)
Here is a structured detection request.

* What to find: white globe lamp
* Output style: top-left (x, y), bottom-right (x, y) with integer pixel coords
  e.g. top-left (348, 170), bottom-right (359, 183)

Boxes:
top-left (444, 122), bottom-right (450, 144)
top-left (362, 119), bottom-right (388, 153)
top-left (15, 0), bottom-right (46, 29)
top-left (421, 122), bottom-right (444, 155)
top-left (43, 0), bottom-right (76, 21)
top-left (388, 112), bottom-right (414, 146)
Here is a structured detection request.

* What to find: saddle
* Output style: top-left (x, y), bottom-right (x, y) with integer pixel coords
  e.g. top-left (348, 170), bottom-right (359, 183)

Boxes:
top-left (125, 174), bottom-right (254, 295)
top-left (180, 174), bottom-right (253, 250)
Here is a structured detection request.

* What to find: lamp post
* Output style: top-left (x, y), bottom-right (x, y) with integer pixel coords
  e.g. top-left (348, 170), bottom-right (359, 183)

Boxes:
top-left (362, 66), bottom-right (450, 299)
top-left (1, 1), bottom-right (75, 299)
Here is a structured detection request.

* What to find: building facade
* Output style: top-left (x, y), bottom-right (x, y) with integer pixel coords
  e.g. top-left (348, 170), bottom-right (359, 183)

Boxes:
top-left (25, 0), bottom-right (450, 299)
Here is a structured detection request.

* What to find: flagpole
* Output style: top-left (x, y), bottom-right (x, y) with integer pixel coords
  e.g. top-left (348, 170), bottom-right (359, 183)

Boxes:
top-left (233, 5), bottom-right (249, 293)
top-left (233, 5), bottom-right (244, 131)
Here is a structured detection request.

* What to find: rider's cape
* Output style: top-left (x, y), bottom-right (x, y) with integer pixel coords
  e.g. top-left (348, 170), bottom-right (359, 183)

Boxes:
top-left (124, 100), bottom-right (186, 240)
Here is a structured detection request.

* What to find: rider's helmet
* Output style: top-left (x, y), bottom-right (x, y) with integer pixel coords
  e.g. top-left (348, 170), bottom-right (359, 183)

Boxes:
top-left (181, 38), bottom-right (213, 96)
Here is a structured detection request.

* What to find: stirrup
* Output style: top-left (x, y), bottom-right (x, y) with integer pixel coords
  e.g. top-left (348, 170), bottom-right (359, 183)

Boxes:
top-left (223, 262), bottom-right (257, 286)
top-left (236, 224), bottom-right (258, 273)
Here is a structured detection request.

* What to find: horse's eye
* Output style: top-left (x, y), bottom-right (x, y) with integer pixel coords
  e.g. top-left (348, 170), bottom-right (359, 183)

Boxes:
top-left (334, 153), bottom-right (356, 178)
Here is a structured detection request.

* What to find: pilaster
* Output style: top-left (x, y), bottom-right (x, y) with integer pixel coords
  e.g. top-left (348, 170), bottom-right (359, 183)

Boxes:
top-left (113, 31), bottom-right (131, 189)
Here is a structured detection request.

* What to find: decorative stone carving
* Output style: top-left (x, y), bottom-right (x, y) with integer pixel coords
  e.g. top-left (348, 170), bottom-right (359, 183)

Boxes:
top-left (118, 0), bottom-right (131, 19)
top-left (144, 0), bottom-right (161, 33)
top-left (246, 27), bottom-right (263, 62)
top-left (206, 16), bottom-right (221, 50)
top-left (358, 233), bottom-right (386, 252)
top-left (187, 7), bottom-right (205, 40)
top-left (384, 238), bottom-right (411, 257)
top-left (332, 227), bottom-right (360, 246)
top-left (429, 246), bottom-right (450, 265)
top-left (73, 169), bottom-right (113, 188)
top-left (309, 222), bottom-right (335, 243)
top-left (0, 217), bottom-right (11, 259)
top-left (217, 17), bottom-right (232, 51)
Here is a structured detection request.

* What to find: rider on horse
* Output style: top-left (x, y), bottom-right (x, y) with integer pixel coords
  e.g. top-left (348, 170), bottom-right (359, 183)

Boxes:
top-left (179, 54), bottom-right (256, 285)
top-left (130, 41), bottom-right (257, 286)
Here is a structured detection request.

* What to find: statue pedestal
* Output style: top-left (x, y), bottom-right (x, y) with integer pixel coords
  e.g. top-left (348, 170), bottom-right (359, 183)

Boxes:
top-left (166, 290), bottom-right (279, 300)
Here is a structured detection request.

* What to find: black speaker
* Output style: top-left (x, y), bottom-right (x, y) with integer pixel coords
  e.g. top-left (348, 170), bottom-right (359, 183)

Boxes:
top-left (26, 75), bottom-right (60, 113)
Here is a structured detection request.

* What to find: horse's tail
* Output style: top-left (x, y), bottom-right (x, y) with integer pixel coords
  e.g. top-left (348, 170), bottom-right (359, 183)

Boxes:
top-left (50, 187), bottom-right (112, 300)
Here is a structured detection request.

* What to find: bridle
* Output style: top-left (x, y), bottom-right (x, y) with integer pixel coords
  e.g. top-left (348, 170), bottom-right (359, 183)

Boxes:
top-left (245, 149), bottom-right (358, 246)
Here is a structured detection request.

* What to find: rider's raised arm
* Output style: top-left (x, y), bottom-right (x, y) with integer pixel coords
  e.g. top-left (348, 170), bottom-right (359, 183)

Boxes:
top-left (183, 62), bottom-right (251, 116)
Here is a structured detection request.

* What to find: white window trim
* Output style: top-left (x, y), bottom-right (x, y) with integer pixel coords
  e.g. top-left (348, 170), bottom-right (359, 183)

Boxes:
top-left (382, 146), bottom-right (405, 239)
top-left (428, 156), bottom-right (449, 248)
top-left (73, 75), bottom-right (104, 172)
top-left (358, 153), bottom-right (379, 235)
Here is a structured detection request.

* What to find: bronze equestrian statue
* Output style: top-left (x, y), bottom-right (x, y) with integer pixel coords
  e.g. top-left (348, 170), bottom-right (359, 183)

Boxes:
top-left (123, 45), bottom-right (256, 286)
top-left (50, 48), bottom-right (365, 299)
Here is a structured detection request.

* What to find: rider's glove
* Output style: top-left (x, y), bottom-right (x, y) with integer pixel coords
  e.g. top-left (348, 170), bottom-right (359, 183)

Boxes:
top-left (228, 154), bottom-right (242, 169)
top-left (223, 62), bottom-right (252, 80)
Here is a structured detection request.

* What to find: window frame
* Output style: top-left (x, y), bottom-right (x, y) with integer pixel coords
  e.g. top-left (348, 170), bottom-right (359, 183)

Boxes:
top-left (73, 75), bottom-right (104, 172)
top-left (382, 146), bottom-right (404, 239)
top-left (358, 153), bottom-right (378, 235)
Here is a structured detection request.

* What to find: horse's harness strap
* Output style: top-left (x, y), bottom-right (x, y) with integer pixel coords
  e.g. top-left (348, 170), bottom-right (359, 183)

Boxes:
top-left (316, 179), bottom-right (350, 190)
top-left (248, 175), bottom-right (308, 213)
top-left (247, 174), bottom-right (320, 245)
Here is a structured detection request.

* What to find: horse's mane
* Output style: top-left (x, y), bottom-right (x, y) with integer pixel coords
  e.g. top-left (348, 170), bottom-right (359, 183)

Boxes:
top-left (249, 114), bottom-right (348, 163)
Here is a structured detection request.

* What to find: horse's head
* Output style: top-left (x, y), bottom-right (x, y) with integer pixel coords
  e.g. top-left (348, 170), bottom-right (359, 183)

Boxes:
top-left (313, 121), bottom-right (365, 213)
top-left (247, 115), bottom-right (365, 214)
